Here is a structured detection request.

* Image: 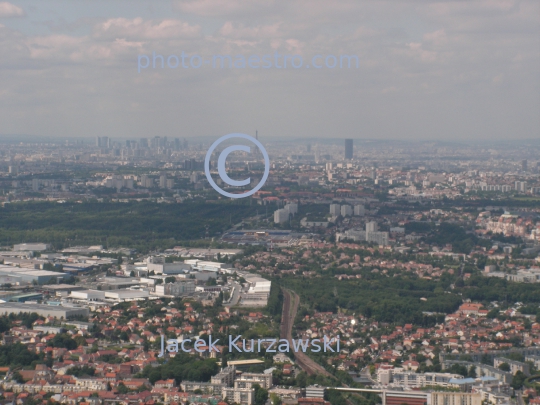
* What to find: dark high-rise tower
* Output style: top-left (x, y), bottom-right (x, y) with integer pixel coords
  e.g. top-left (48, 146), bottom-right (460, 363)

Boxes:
top-left (345, 139), bottom-right (353, 159)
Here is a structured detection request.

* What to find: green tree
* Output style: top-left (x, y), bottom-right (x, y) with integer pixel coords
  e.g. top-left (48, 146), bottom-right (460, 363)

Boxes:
top-left (468, 366), bottom-right (477, 378)
top-left (498, 363), bottom-right (510, 372)
top-left (296, 372), bottom-right (307, 388)
top-left (117, 382), bottom-right (129, 394)
top-left (48, 334), bottom-right (78, 350)
top-left (0, 343), bottom-right (40, 367)
top-left (253, 384), bottom-right (268, 405)
top-left (270, 393), bottom-right (282, 405)
top-left (12, 371), bottom-right (24, 383)
top-left (74, 336), bottom-right (87, 347)
top-left (511, 371), bottom-right (526, 390)
top-left (481, 354), bottom-right (491, 365)
top-left (66, 365), bottom-right (96, 377)
top-left (325, 389), bottom-right (347, 405)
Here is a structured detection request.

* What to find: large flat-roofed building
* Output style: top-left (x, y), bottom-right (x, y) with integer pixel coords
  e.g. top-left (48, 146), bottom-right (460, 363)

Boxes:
top-left (221, 230), bottom-right (303, 247)
top-left (147, 262), bottom-right (192, 275)
top-left (306, 385), bottom-right (325, 399)
top-left (13, 243), bottom-right (51, 251)
top-left (0, 302), bottom-right (89, 318)
top-left (8, 293), bottom-right (43, 302)
top-left (225, 359), bottom-right (265, 371)
top-left (235, 373), bottom-right (272, 389)
top-left (104, 289), bottom-right (149, 302)
top-left (97, 277), bottom-right (141, 290)
top-left (166, 247), bottom-right (242, 260)
top-left (0, 265), bottom-right (71, 284)
top-left (62, 263), bottom-right (94, 273)
top-left (386, 392), bottom-right (428, 405)
top-left (244, 276), bottom-right (271, 293)
top-left (183, 260), bottom-right (230, 272)
top-left (69, 289), bottom-right (106, 301)
top-left (42, 284), bottom-right (85, 297)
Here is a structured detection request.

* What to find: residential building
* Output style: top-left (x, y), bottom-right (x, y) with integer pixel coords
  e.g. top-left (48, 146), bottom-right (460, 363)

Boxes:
top-left (329, 204), bottom-right (341, 216)
top-left (274, 209), bottom-right (289, 224)
top-left (341, 205), bottom-right (352, 217)
top-left (431, 392), bottom-right (481, 405)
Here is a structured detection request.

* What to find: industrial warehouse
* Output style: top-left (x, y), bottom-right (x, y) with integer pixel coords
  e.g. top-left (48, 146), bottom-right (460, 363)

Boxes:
top-left (0, 302), bottom-right (89, 318)
top-left (0, 265), bottom-right (71, 284)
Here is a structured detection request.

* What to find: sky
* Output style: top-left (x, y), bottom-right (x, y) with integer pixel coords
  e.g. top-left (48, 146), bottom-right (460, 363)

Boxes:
top-left (0, 0), bottom-right (539, 142)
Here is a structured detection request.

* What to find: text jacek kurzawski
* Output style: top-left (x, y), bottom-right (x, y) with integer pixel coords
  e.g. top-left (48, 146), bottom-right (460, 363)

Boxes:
top-left (158, 334), bottom-right (340, 357)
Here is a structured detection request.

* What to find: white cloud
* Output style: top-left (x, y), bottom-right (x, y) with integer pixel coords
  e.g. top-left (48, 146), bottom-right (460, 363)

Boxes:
top-left (175, 0), bottom-right (276, 18)
top-left (95, 17), bottom-right (202, 40)
top-left (0, 2), bottom-right (24, 18)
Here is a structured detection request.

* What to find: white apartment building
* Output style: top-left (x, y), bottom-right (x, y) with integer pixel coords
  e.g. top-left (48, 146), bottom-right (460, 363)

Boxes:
top-left (222, 387), bottom-right (254, 405)
top-left (431, 392), bottom-right (481, 405)
top-left (274, 209), bottom-right (289, 224)
top-left (354, 204), bottom-right (365, 216)
top-left (284, 203), bottom-right (298, 215)
top-left (329, 204), bottom-right (341, 216)
top-left (155, 281), bottom-right (196, 297)
top-left (366, 221), bottom-right (378, 232)
top-left (341, 205), bottom-right (352, 217)
top-left (378, 368), bottom-right (462, 388)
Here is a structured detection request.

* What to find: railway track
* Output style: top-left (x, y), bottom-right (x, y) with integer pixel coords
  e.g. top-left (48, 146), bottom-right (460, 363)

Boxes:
top-left (280, 288), bottom-right (333, 377)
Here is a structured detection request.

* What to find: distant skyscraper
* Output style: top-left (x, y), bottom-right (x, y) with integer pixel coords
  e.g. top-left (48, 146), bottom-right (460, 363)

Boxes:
top-left (96, 136), bottom-right (110, 148)
top-left (307, 143), bottom-right (311, 153)
top-left (345, 139), bottom-right (353, 159)
top-left (522, 159), bottom-right (528, 172)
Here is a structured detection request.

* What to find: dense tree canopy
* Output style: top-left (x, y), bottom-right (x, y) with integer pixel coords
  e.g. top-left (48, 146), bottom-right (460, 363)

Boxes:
top-left (140, 353), bottom-right (218, 384)
top-left (0, 344), bottom-right (41, 367)
top-left (0, 200), bottom-right (257, 252)
top-left (282, 275), bottom-right (460, 324)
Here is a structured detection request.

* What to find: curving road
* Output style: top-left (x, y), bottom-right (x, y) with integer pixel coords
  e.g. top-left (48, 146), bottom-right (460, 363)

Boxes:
top-left (280, 288), bottom-right (334, 377)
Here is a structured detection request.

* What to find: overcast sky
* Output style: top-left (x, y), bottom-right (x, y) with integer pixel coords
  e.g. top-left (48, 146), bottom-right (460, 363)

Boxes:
top-left (0, 0), bottom-right (538, 142)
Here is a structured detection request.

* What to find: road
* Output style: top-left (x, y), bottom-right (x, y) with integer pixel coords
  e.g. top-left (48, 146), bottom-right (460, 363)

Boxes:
top-left (516, 390), bottom-right (524, 405)
top-left (280, 288), bottom-right (333, 377)
top-left (224, 282), bottom-right (242, 306)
